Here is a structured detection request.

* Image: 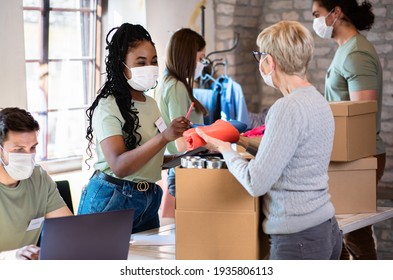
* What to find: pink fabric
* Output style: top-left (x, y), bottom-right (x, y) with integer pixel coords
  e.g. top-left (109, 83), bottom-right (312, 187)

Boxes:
top-left (183, 119), bottom-right (240, 150)
top-left (242, 124), bottom-right (266, 138)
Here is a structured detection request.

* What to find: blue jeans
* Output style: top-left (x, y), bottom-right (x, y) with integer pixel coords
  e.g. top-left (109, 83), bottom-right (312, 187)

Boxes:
top-left (269, 217), bottom-right (342, 260)
top-left (77, 172), bottom-right (163, 233)
top-left (167, 168), bottom-right (176, 197)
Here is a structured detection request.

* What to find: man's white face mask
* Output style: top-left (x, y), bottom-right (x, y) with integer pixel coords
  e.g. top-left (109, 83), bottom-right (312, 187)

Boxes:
top-left (0, 145), bottom-right (35, 181)
top-left (313, 9), bottom-right (338, 39)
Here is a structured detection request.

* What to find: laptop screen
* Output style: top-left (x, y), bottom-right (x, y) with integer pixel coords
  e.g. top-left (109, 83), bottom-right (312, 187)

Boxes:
top-left (39, 209), bottom-right (134, 260)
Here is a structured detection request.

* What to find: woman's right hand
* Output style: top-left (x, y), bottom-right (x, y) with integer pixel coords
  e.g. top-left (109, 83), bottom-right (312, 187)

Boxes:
top-left (16, 245), bottom-right (40, 260)
top-left (163, 117), bottom-right (191, 142)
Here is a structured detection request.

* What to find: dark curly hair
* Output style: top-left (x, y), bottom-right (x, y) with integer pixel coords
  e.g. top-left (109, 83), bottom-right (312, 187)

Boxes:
top-left (85, 23), bottom-right (155, 163)
top-left (313, 0), bottom-right (375, 31)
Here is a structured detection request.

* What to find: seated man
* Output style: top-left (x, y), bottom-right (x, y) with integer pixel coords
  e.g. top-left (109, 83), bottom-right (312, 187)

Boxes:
top-left (0, 107), bottom-right (73, 260)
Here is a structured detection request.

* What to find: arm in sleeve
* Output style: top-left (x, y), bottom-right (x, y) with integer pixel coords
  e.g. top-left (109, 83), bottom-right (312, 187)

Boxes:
top-left (222, 99), bottom-right (306, 197)
top-left (93, 99), bottom-right (124, 143)
top-left (343, 52), bottom-right (379, 92)
top-left (41, 168), bottom-right (67, 213)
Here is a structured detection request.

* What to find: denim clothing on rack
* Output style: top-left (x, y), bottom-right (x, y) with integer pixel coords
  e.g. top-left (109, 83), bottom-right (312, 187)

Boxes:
top-left (167, 168), bottom-right (176, 197)
top-left (77, 171), bottom-right (163, 233)
top-left (194, 77), bottom-right (251, 127)
top-left (193, 88), bottom-right (221, 125)
top-left (215, 76), bottom-right (251, 129)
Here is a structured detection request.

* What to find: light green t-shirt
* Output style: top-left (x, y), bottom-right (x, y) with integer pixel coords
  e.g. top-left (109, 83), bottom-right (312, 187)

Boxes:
top-left (92, 95), bottom-right (164, 182)
top-left (156, 76), bottom-right (204, 155)
top-left (325, 34), bottom-right (384, 155)
top-left (0, 166), bottom-right (66, 251)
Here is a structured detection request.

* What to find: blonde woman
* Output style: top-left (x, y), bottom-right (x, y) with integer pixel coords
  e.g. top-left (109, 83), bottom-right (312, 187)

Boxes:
top-left (197, 21), bottom-right (342, 260)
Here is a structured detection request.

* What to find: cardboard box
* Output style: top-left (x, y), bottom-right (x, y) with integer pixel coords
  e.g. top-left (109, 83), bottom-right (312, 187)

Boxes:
top-left (175, 167), bottom-right (269, 260)
top-left (328, 157), bottom-right (377, 214)
top-left (329, 101), bottom-right (377, 162)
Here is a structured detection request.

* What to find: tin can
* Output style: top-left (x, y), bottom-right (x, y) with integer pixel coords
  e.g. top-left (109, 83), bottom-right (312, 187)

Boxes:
top-left (180, 156), bottom-right (192, 168)
top-left (182, 156), bottom-right (206, 168)
top-left (205, 156), bottom-right (224, 169)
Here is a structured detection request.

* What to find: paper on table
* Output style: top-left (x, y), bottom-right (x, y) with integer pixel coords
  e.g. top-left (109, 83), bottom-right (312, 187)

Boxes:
top-left (130, 234), bottom-right (175, 246)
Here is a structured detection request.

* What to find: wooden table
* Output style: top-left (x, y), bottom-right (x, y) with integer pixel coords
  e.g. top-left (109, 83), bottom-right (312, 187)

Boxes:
top-left (128, 207), bottom-right (393, 260)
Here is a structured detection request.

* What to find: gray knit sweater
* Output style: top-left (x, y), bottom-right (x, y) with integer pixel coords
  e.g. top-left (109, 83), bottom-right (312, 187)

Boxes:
top-left (222, 86), bottom-right (336, 234)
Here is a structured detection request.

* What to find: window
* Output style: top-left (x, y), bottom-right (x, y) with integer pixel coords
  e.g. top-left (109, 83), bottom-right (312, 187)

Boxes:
top-left (22, 0), bottom-right (100, 162)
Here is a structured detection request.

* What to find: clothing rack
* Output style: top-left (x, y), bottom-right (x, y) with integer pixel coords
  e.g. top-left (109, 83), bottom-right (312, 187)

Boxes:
top-left (205, 32), bottom-right (239, 61)
top-left (200, 5), bottom-right (206, 38)
top-left (195, 5), bottom-right (249, 128)
top-left (198, 32), bottom-right (239, 88)
top-left (199, 4), bottom-right (239, 62)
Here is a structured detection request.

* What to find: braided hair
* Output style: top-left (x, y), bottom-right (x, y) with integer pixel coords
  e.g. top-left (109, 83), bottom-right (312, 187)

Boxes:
top-left (85, 23), bottom-right (155, 163)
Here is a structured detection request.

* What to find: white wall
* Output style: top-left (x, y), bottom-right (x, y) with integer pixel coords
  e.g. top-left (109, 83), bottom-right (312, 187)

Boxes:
top-left (102, 0), bottom-right (215, 79)
top-left (0, 0), bottom-right (27, 108)
top-left (146, 0), bottom-right (215, 75)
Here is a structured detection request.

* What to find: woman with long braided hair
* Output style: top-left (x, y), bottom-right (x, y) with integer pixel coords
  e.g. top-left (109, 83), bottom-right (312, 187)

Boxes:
top-left (78, 23), bottom-right (190, 233)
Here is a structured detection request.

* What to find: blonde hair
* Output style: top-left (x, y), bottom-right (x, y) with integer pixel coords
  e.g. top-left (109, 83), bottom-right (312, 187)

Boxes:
top-left (256, 21), bottom-right (314, 76)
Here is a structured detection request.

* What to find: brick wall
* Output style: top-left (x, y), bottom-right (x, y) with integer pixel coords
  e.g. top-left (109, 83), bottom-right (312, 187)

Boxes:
top-left (212, 0), bottom-right (393, 259)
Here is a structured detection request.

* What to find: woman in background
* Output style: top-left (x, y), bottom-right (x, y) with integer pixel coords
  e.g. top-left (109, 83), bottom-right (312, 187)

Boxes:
top-left (78, 23), bottom-right (190, 233)
top-left (156, 28), bottom-right (208, 197)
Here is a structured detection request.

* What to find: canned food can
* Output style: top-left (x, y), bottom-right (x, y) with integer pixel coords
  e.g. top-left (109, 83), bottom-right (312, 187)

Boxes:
top-left (205, 156), bottom-right (224, 169)
top-left (181, 156), bottom-right (192, 168)
top-left (182, 156), bottom-right (206, 168)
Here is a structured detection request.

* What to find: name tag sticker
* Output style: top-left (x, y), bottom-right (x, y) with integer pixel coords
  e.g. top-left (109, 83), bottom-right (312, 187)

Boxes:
top-left (155, 117), bottom-right (167, 133)
top-left (27, 216), bottom-right (44, 231)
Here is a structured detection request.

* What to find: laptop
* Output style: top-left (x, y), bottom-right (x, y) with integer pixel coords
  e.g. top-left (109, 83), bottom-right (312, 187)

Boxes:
top-left (39, 209), bottom-right (134, 260)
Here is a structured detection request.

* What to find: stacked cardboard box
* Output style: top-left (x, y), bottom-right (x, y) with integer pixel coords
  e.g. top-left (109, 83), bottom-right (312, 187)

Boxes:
top-left (328, 101), bottom-right (378, 214)
top-left (329, 101), bottom-right (377, 161)
top-left (175, 167), bottom-right (269, 260)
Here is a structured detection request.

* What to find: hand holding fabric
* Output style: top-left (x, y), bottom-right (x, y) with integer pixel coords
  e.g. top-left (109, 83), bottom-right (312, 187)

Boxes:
top-left (183, 119), bottom-right (239, 150)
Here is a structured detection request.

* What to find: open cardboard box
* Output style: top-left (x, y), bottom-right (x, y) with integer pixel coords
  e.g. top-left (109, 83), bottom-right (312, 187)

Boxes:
top-left (329, 101), bottom-right (377, 162)
top-left (175, 167), bottom-right (269, 260)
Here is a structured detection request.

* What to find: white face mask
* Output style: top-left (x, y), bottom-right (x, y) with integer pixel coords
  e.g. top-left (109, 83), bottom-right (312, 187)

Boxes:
top-left (259, 56), bottom-right (276, 89)
top-left (123, 64), bottom-right (159, 91)
top-left (313, 9), bottom-right (337, 39)
top-left (0, 146), bottom-right (35, 181)
top-left (194, 61), bottom-right (205, 79)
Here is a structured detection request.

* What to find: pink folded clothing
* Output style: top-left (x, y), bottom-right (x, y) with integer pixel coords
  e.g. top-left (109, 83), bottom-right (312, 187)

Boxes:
top-left (183, 119), bottom-right (240, 150)
top-left (242, 124), bottom-right (266, 138)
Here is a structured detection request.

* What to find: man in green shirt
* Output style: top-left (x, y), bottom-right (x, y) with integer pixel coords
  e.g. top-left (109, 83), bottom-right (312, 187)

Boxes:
top-left (312, 0), bottom-right (385, 259)
top-left (0, 107), bottom-right (72, 260)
